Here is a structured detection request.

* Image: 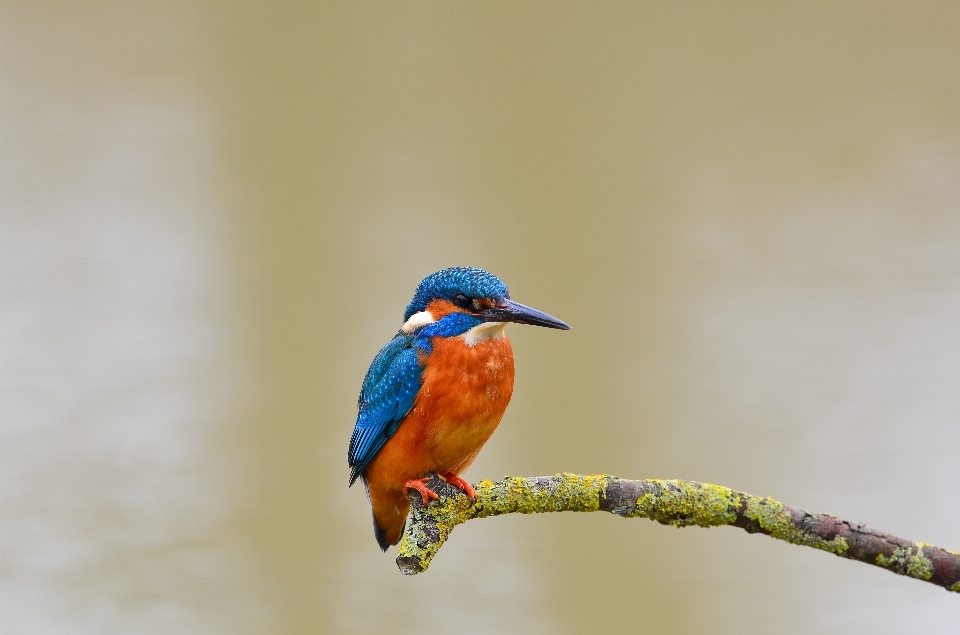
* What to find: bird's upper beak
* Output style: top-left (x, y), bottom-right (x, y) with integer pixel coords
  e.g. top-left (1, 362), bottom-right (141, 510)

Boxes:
top-left (480, 299), bottom-right (571, 330)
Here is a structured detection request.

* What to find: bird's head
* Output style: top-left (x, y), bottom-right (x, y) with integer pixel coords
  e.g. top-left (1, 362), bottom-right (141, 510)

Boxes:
top-left (402, 267), bottom-right (570, 339)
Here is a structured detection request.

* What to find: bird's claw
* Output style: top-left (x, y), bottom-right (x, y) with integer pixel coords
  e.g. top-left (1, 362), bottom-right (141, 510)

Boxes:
top-left (441, 472), bottom-right (477, 502)
top-left (403, 477), bottom-right (440, 505)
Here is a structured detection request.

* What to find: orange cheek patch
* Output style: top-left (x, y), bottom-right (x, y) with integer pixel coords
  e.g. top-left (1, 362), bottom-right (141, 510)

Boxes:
top-left (426, 297), bottom-right (499, 318)
top-left (425, 299), bottom-right (459, 319)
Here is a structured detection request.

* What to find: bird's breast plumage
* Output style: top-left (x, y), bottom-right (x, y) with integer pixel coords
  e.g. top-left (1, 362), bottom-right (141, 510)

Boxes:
top-left (416, 333), bottom-right (515, 473)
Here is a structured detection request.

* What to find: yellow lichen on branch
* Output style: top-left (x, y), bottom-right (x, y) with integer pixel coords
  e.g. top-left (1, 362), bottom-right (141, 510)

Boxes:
top-left (740, 495), bottom-right (850, 556)
top-left (395, 473), bottom-right (960, 594)
top-left (626, 479), bottom-right (739, 526)
top-left (396, 473), bottom-right (607, 574)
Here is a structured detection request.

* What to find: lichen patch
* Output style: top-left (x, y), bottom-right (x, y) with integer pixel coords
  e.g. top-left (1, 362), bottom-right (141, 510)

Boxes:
top-left (875, 545), bottom-right (934, 581)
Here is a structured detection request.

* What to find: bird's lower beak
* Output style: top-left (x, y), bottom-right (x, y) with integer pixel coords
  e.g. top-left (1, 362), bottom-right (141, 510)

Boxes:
top-left (481, 299), bottom-right (571, 330)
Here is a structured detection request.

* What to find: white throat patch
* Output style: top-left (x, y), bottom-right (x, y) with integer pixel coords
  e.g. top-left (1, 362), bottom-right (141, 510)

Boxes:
top-left (461, 322), bottom-right (506, 347)
top-left (401, 310), bottom-right (435, 333)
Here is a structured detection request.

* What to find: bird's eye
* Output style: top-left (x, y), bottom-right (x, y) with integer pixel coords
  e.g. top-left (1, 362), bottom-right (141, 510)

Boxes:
top-left (453, 294), bottom-right (473, 310)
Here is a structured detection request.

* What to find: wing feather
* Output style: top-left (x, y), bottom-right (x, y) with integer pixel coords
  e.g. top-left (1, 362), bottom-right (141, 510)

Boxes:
top-left (348, 332), bottom-right (424, 485)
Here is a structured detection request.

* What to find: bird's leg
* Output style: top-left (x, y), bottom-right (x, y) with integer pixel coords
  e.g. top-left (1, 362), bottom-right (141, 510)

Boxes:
top-left (403, 477), bottom-right (440, 506)
top-left (440, 472), bottom-right (477, 502)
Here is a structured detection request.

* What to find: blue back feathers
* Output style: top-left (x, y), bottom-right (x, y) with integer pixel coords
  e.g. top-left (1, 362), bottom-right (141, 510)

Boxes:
top-left (404, 267), bottom-right (509, 320)
top-left (349, 268), bottom-right (504, 485)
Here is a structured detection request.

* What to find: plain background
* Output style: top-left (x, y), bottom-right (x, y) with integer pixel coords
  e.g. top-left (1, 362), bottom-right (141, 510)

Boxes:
top-left (2, 1), bottom-right (959, 633)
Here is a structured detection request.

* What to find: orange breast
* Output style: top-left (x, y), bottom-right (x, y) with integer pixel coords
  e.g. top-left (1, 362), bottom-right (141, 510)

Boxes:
top-left (363, 332), bottom-right (515, 494)
top-left (416, 334), bottom-right (515, 474)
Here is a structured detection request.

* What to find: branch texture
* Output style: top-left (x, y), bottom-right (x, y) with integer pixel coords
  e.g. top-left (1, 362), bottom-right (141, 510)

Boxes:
top-left (396, 473), bottom-right (960, 593)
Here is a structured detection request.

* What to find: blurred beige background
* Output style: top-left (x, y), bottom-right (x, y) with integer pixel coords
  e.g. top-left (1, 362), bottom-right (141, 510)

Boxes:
top-left (2, 1), bottom-right (959, 633)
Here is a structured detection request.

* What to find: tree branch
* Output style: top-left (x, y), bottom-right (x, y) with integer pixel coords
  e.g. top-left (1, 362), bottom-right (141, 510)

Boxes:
top-left (396, 473), bottom-right (960, 593)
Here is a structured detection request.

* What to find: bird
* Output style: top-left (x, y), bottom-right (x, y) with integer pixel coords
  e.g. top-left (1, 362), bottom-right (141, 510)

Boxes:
top-left (348, 267), bottom-right (570, 550)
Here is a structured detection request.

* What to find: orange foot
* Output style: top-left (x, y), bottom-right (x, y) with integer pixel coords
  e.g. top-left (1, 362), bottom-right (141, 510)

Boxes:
top-left (403, 477), bottom-right (440, 505)
top-left (441, 472), bottom-right (477, 502)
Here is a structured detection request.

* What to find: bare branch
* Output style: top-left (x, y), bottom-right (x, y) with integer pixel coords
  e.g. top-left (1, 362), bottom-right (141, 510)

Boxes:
top-left (396, 473), bottom-right (960, 593)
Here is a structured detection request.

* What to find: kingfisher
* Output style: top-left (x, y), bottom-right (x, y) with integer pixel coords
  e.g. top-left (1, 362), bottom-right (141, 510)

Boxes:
top-left (348, 267), bottom-right (570, 550)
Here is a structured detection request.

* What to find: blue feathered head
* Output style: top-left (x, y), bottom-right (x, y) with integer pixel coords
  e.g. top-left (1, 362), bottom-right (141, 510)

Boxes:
top-left (404, 267), bottom-right (510, 321)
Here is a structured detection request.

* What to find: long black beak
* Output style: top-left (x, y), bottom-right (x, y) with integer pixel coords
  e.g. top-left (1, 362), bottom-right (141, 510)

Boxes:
top-left (480, 299), bottom-right (571, 330)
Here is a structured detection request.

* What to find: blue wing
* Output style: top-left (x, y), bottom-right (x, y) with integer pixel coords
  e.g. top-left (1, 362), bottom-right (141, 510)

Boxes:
top-left (348, 331), bottom-right (424, 485)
